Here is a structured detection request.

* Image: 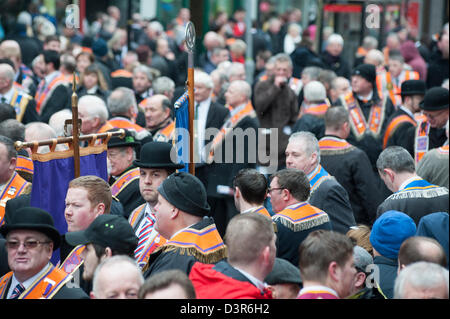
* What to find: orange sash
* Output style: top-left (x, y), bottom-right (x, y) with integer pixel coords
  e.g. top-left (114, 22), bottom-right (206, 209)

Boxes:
top-left (207, 101), bottom-right (256, 163)
top-left (111, 69), bottom-right (132, 78)
top-left (299, 101), bottom-right (330, 118)
top-left (99, 117), bottom-right (146, 133)
top-left (438, 145), bottom-right (449, 154)
top-left (0, 172), bottom-right (29, 226)
top-left (154, 221), bottom-right (226, 264)
top-left (341, 92), bottom-right (385, 140)
top-left (272, 202), bottom-right (329, 232)
top-left (380, 71), bottom-right (420, 107)
top-left (382, 114), bottom-right (417, 149)
top-left (136, 233), bottom-right (166, 269)
top-left (110, 167), bottom-right (140, 196)
top-left (0, 264), bottom-right (72, 299)
top-left (153, 121), bottom-right (175, 142)
top-left (318, 136), bottom-right (354, 154)
top-left (250, 206), bottom-right (272, 219)
top-left (35, 73), bottom-right (68, 113)
top-left (415, 120), bottom-right (431, 165)
top-left (129, 203), bottom-right (146, 228)
top-left (15, 155), bottom-right (34, 176)
top-left (59, 245), bottom-right (85, 276)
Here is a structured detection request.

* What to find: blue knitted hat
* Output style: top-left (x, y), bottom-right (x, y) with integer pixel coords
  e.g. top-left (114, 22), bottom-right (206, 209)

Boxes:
top-left (370, 210), bottom-right (416, 259)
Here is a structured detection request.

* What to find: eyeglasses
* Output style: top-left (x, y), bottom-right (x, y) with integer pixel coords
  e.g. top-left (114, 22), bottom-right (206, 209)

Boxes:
top-left (268, 187), bottom-right (284, 193)
top-left (5, 239), bottom-right (51, 250)
top-left (423, 110), bottom-right (447, 120)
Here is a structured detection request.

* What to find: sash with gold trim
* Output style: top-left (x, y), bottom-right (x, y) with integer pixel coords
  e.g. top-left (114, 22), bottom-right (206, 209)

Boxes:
top-left (9, 88), bottom-right (32, 123)
top-left (318, 136), bottom-right (355, 155)
top-left (16, 154), bottom-right (34, 178)
top-left (35, 73), bottom-right (68, 113)
top-left (341, 92), bottom-right (385, 140)
top-left (308, 165), bottom-right (333, 196)
top-left (207, 102), bottom-right (256, 163)
top-left (152, 218), bottom-right (226, 265)
top-left (415, 120), bottom-right (430, 165)
top-left (59, 245), bottom-right (85, 276)
top-left (111, 168), bottom-right (140, 197)
top-left (0, 264), bottom-right (72, 299)
top-left (272, 202), bottom-right (329, 232)
top-left (0, 171), bottom-right (29, 226)
top-left (382, 114), bottom-right (417, 149)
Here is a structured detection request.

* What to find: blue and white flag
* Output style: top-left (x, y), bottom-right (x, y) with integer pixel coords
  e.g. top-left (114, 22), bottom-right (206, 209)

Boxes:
top-left (174, 91), bottom-right (190, 172)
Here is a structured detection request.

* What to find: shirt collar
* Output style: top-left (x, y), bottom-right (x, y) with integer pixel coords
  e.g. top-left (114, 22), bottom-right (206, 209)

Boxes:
top-left (298, 285), bottom-right (339, 298)
top-left (399, 105), bottom-right (415, 119)
top-left (44, 71), bottom-right (59, 84)
top-left (306, 164), bottom-right (320, 180)
top-left (398, 175), bottom-right (422, 191)
top-left (357, 90), bottom-right (373, 102)
top-left (229, 102), bottom-right (247, 117)
top-left (0, 86), bottom-right (15, 102)
top-left (233, 266), bottom-right (267, 293)
top-left (241, 206), bottom-right (264, 214)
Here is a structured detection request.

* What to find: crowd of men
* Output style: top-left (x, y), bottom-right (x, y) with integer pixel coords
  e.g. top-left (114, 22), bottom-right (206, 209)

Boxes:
top-left (0, 5), bottom-right (448, 300)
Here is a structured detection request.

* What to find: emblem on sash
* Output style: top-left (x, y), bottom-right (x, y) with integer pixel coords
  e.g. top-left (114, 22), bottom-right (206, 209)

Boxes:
top-left (386, 82), bottom-right (393, 90)
top-left (7, 187), bottom-right (16, 196)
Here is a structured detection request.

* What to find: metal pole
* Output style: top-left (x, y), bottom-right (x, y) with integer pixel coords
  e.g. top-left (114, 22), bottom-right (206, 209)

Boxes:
top-left (185, 22), bottom-right (196, 176)
top-left (244, 0), bottom-right (255, 84)
top-left (71, 73), bottom-right (81, 178)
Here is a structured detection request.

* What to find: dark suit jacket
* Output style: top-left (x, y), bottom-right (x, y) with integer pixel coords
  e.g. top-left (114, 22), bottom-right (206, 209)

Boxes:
top-left (195, 101), bottom-right (230, 195)
top-left (320, 137), bottom-right (384, 225)
top-left (20, 97), bottom-right (40, 124)
top-left (385, 108), bottom-right (416, 157)
top-left (309, 178), bottom-right (356, 234)
top-left (39, 84), bottom-right (71, 124)
top-left (200, 114), bottom-right (259, 198)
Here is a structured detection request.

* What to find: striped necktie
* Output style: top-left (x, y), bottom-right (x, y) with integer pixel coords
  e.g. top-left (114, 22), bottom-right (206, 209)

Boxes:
top-left (9, 283), bottom-right (25, 299)
top-left (134, 212), bottom-right (155, 260)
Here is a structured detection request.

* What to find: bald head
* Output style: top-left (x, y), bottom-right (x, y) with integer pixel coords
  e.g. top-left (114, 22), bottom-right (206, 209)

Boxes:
top-left (399, 236), bottom-right (447, 269)
top-left (0, 40), bottom-right (21, 69)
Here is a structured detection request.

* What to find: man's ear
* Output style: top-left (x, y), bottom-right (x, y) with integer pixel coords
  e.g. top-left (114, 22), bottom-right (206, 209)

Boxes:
top-left (328, 261), bottom-right (340, 283)
top-left (234, 186), bottom-right (241, 199)
top-left (355, 272), bottom-right (366, 288)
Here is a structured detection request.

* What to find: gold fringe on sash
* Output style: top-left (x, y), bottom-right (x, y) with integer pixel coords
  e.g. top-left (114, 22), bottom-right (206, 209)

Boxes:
top-left (157, 244), bottom-right (228, 265)
top-left (273, 213), bottom-right (330, 232)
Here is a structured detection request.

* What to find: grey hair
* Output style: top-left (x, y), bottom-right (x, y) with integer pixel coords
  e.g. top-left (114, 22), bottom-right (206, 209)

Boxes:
top-left (394, 261), bottom-right (449, 299)
top-left (327, 33), bottom-right (344, 46)
top-left (289, 131), bottom-right (321, 164)
top-left (273, 53), bottom-right (293, 69)
top-left (376, 146), bottom-right (415, 174)
top-left (194, 71), bottom-right (214, 89)
top-left (302, 66), bottom-right (322, 81)
top-left (92, 255), bottom-right (144, 297)
top-left (153, 76), bottom-right (175, 94)
top-left (304, 81), bottom-right (327, 102)
top-left (133, 64), bottom-right (154, 82)
top-left (78, 95), bottom-right (108, 124)
top-left (229, 80), bottom-right (251, 100)
top-left (0, 135), bottom-right (17, 159)
top-left (108, 87), bottom-right (138, 116)
top-left (0, 63), bottom-right (15, 82)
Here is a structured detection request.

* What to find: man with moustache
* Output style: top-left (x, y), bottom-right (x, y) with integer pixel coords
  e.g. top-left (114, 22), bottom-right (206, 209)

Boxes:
top-left (128, 142), bottom-right (184, 269)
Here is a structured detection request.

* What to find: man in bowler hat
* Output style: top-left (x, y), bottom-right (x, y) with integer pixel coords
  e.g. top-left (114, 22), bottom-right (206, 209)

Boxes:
top-left (142, 172), bottom-right (226, 278)
top-left (128, 141), bottom-right (184, 268)
top-left (0, 207), bottom-right (88, 299)
top-left (107, 129), bottom-right (145, 218)
top-left (383, 79), bottom-right (426, 156)
top-left (414, 87), bottom-right (449, 164)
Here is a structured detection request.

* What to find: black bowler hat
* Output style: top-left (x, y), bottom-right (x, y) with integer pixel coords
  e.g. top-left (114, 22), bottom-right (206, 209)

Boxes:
top-left (157, 172), bottom-right (210, 217)
top-left (65, 214), bottom-right (138, 253)
top-left (352, 64), bottom-right (376, 85)
top-left (399, 80), bottom-right (426, 96)
top-left (133, 141), bottom-right (185, 169)
top-left (0, 207), bottom-right (61, 250)
top-left (419, 87), bottom-right (449, 111)
top-left (107, 129), bottom-right (140, 149)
